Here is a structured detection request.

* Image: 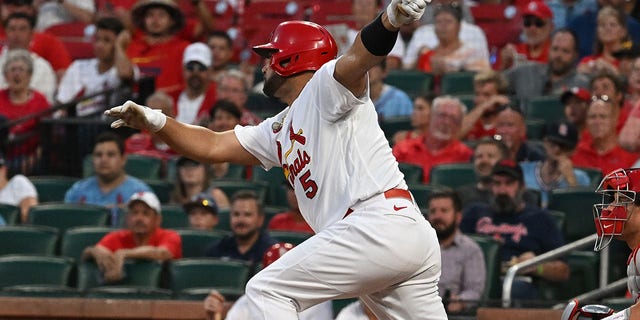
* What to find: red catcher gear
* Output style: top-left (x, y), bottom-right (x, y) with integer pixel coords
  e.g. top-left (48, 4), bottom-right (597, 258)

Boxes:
top-left (252, 21), bottom-right (338, 77)
top-left (262, 242), bottom-right (294, 268)
top-left (593, 168), bottom-right (640, 251)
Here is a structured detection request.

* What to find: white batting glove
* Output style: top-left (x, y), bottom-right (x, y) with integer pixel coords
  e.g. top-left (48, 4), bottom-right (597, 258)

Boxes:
top-left (387, 0), bottom-right (429, 28)
top-left (104, 100), bottom-right (167, 133)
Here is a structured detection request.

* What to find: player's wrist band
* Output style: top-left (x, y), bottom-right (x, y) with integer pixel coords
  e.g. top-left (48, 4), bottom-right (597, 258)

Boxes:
top-left (536, 264), bottom-right (544, 276)
top-left (361, 13), bottom-right (398, 56)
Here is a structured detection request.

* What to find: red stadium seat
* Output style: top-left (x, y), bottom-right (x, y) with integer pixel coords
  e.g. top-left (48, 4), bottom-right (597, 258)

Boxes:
top-left (470, 4), bottom-right (523, 50)
top-left (43, 22), bottom-right (89, 38)
top-left (305, 0), bottom-right (355, 28)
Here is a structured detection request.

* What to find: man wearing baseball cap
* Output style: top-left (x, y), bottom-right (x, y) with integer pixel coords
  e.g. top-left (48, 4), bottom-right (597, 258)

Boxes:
top-left (461, 160), bottom-right (569, 301)
top-left (561, 86), bottom-right (591, 137)
top-left (498, 1), bottom-right (553, 70)
top-left (521, 121), bottom-right (591, 207)
top-left (82, 191), bottom-right (182, 283)
top-left (175, 42), bottom-right (217, 125)
top-left (184, 192), bottom-right (219, 231)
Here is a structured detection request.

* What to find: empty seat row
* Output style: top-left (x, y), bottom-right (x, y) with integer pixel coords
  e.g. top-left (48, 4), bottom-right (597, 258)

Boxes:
top-left (0, 255), bottom-right (250, 301)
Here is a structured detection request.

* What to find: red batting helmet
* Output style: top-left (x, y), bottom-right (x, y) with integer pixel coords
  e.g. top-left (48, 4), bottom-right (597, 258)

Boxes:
top-left (252, 21), bottom-right (338, 77)
top-left (262, 242), bottom-right (294, 268)
top-left (593, 168), bottom-right (640, 251)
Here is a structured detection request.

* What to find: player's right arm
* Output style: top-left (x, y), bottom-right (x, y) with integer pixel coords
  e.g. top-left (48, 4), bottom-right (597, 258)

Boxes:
top-left (104, 101), bottom-right (261, 166)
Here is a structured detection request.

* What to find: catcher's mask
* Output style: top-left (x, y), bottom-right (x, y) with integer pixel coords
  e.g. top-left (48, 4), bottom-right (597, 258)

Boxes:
top-left (593, 168), bottom-right (640, 251)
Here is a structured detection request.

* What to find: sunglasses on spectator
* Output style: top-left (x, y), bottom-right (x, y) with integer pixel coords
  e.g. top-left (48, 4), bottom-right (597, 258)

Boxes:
top-left (523, 16), bottom-right (546, 28)
top-left (185, 61), bottom-right (207, 72)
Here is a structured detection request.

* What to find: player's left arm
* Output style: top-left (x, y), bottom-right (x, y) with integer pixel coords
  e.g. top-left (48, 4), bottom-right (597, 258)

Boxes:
top-left (334, 0), bottom-right (427, 96)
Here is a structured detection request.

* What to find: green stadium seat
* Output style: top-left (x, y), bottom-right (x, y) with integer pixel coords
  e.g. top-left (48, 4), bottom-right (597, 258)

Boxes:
top-left (251, 166), bottom-right (288, 207)
top-left (60, 226), bottom-right (113, 261)
top-left (30, 176), bottom-right (79, 203)
top-left (398, 163), bottom-right (423, 184)
top-left (380, 117), bottom-right (412, 142)
top-left (408, 184), bottom-right (439, 209)
top-left (455, 94), bottom-right (475, 110)
top-left (1, 284), bottom-right (81, 298)
top-left (547, 210), bottom-right (566, 234)
top-left (526, 119), bottom-right (546, 140)
top-left (217, 208), bottom-right (231, 232)
top-left (525, 95), bottom-right (564, 122)
top-left (0, 255), bottom-right (73, 288)
top-left (332, 298), bottom-right (358, 317)
top-left (0, 204), bottom-right (19, 225)
top-left (85, 286), bottom-right (172, 300)
top-left (28, 203), bottom-right (110, 235)
top-left (168, 258), bottom-right (251, 294)
top-left (548, 187), bottom-right (600, 242)
top-left (430, 163), bottom-right (477, 189)
top-left (269, 231), bottom-right (313, 245)
top-left (576, 167), bottom-right (603, 188)
top-left (0, 226), bottom-right (59, 255)
top-left (384, 70), bottom-right (433, 98)
top-left (77, 260), bottom-right (164, 291)
top-left (125, 154), bottom-right (163, 180)
top-left (537, 251), bottom-right (599, 301)
top-left (441, 72), bottom-right (476, 95)
top-left (468, 234), bottom-right (502, 300)
top-left (176, 229), bottom-right (228, 258)
top-left (160, 205), bottom-right (189, 229)
top-left (213, 180), bottom-right (269, 205)
top-left (223, 164), bottom-right (247, 180)
top-left (143, 179), bottom-right (174, 204)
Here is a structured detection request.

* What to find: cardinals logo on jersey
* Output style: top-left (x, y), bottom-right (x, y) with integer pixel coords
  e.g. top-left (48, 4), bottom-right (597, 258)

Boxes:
top-left (277, 124), bottom-right (318, 199)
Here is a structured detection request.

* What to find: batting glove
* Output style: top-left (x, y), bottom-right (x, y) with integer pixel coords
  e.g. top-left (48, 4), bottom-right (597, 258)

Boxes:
top-left (387, 0), bottom-right (429, 28)
top-left (104, 100), bottom-right (167, 133)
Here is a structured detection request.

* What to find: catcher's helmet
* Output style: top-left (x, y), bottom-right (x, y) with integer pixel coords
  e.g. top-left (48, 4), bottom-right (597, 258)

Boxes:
top-left (262, 242), bottom-right (294, 268)
top-left (593, 168), bottom-right (640, 251)
top-left (252, 21), bottom-right (338, 77)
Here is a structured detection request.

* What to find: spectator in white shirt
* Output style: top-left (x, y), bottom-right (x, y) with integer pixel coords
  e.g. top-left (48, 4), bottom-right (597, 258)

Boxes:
top-left (56, 17), bottom-right (138, 117)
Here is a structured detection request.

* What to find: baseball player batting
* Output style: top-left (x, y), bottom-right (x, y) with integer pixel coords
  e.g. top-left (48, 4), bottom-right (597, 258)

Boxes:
top-left (105, 0), bottom-right (446, 319)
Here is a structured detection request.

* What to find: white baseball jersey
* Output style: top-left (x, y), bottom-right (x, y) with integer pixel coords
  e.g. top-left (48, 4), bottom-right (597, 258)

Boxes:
top-left (235, 59), bottom-right (406, 232)
top-left (627, 247), bottom-right (640, 303)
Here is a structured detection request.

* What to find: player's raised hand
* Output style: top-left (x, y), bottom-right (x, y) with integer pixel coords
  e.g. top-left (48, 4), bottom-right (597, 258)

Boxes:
top-left (387, 0), bottom-right (430, 28)
top-left (104, 100), bottom-right (167, 132)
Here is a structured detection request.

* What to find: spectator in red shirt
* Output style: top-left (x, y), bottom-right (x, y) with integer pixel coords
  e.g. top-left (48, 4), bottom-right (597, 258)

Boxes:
top-left (0, 49), bottom-right (49, 164)
top-left (268, 183), bottom-right (314, 234)
top-left (460, 70), bottom-right (510, 141)
top-left (498, 1), bottom-right (554, 70)
top-left (0, 0), bottom-right (71, 79)
top-left (82, 191), bottom-right (182, 283)
top-left (576, 6), bottom-right (627, 76)
top-left (393, 96), bottom-right (473, 183)
top-left (572, 95), bottom-right (639, 174)
top-left (125, 0), bottom-right (189, 97)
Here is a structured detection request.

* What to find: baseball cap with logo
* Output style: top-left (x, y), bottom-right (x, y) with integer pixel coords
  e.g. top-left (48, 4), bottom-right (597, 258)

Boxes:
top-left (183, 42), bottom-right (212, 68)
top-left (561, 87), bottom-right (591, 104)
top-left (491, 159), bottom-right (524, 183)
top-left (543, 121), bottom-right (579, 150)
top-left (522, 1), bottom-right (553, 19)
top-left (128, 191), bottom-right (161, 214)
top-left (183, 193), bottom-right (218, 215)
